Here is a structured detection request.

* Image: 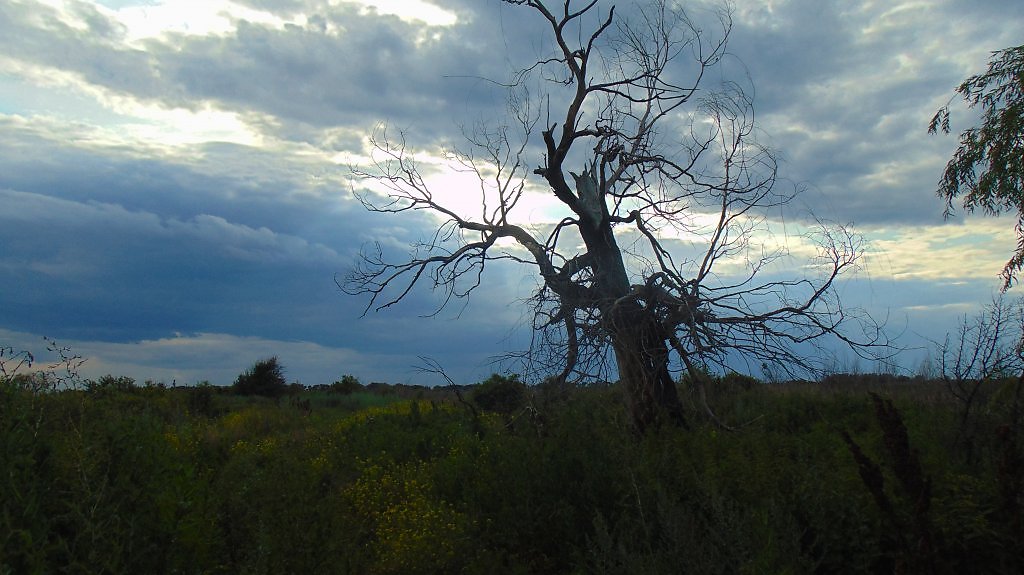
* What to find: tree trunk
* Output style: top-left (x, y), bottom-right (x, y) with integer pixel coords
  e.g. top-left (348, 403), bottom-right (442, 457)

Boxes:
top-left (609, 303), bottom-right (688, 431)
top-left (579, 221), bottom-right (687, 431)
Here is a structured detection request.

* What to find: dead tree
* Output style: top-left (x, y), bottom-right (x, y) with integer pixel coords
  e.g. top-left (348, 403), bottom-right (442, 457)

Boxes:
top-left (344, 0), bottom-right (886, 431)
top-left (936, 295), bottom-right (1024, 460)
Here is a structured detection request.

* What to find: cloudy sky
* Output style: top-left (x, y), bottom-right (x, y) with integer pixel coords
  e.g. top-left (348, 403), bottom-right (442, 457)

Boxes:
top-left (1, 0), bottom-right (1022, 386)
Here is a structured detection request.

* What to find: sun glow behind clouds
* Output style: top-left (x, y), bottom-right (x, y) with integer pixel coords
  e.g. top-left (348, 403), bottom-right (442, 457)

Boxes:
top-left (349, 0), bottom-right (457, 26)
top-left (101, 0), bottom-right (457, 44)
top-left (0, 61), bottom-right (263, 151)
top-left (352, 140), bottom-right (840, 279)
top-left (107, 101), bottom-right (265, 148)
top-left (112, 1), bottom-right (294, 42)
top-left (355, 143), bottom-right (570, 228)
top-left (7, 0), bottom-right (459, 152)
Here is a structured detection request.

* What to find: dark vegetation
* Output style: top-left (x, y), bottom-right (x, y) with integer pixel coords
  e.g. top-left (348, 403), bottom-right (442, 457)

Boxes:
top-left (233, 356), bottom-right (288, 398)
top-left (3, 350), bottom-right (1023, 574)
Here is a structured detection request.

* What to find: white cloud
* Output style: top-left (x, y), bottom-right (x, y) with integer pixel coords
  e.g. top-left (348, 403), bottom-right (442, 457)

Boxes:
top-left (113, 1), bottom-right (300, 43)
top-left (865, 217), bottom-right (1017, 283)
top-left (0, 327), bottom-right (385, 385)
top-left (0, 65), bottom-right (263, 151)
top-left (102, 0), bottom-right (457, 47)
top-left (345, 0), bottom-right (457, 27)
top-left (904, 301), bottom-right (976, 313)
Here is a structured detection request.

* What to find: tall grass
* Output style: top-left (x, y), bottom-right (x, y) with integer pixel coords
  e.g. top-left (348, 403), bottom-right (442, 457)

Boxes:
top-left (1, 374), bottom-right (1021, 574)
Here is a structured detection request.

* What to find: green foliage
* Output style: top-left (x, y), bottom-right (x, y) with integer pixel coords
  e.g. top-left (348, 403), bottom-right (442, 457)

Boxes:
top-left (233, 356), bottom-right (288, 398)
top-left (930, 44), bottom-right (1024, 288)
top-left (185, 381), bottom-right (221, 417)
top-left (85, 374), bottom-right (137, 393)
top-left (841, 391), bottom-right (1024, 573)
top-left (719, 370), bottom-right (759, 389)
top-left (3, 372), bottom-right (1023, 574)
top-left (332, 373), bottom-right (364, 394)
top-left (347, 460), bottom-right (471, 574)
top-left (470, 373), bottom-right (527, 415)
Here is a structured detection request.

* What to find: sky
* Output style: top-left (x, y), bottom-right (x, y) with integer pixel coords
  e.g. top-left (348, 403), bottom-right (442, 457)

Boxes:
top-left (1, 0), bottom-right (1022, 387)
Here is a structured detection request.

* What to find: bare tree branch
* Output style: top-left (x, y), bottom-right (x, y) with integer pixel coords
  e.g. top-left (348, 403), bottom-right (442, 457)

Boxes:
top-left (345, 0), bottom-right (889, 431)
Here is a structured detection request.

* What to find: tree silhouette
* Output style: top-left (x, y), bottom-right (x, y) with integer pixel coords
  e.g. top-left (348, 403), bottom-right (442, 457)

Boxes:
top-left (234, 357), bottom-right (288, 398)
top-left (345, 0), bottom-right (886, 430)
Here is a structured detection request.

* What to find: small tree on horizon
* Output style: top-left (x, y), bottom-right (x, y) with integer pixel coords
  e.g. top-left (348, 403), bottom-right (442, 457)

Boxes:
top-left (332, 374), bottom-right (364, 395)
top-left (234, 357), bottom-right (288, 398)
top-left (471, 373), bottom-right (528, 415)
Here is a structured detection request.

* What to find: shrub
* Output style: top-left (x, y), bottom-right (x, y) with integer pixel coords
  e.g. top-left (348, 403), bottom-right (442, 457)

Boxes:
top-left (470, 374), bottom-right (527, 415)
top-left (186, 381), bottom-right (219, 417)
top-left (233, 357), bottom-right (288, 398)
top-left (332, 374), bottom-right (364, 395)
top-left (85, 374), bottom-right (137, 393)
top-left (347, 461), bottom-right (471, 574)
top-left (720, 371), bottom-right (759, 390)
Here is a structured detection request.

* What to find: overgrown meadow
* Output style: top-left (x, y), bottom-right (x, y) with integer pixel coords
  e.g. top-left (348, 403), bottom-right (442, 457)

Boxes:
top-left (2, 357), bottom-right (1023, 574)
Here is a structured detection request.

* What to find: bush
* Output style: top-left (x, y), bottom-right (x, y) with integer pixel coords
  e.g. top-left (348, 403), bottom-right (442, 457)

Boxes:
top-left (470, 374), bottom-right (527, 415)
top-left (332, 374), bottom-right (364, 395)
top-left (720, 371), bottom-right (759, 390)
top-left (233, 357), bottom-right (288, 398)
top-left (85, 374), bottom-right (137, 393)
top-left (186, 381), bottom-right (220, 417)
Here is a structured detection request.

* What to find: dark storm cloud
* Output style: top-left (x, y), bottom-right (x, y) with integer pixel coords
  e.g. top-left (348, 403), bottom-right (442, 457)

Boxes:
top-left (0, 117), bottom-right (352, 239)
top-left (0, 175), bottom-right (525, 384)
top-left (0, 114), bottom-right (531, 383)
top-left (1, 186), bottom-right (344, 337)
top-left (717, 0), bottom-right (1024, 227)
